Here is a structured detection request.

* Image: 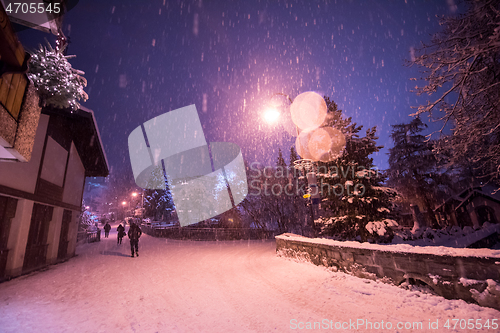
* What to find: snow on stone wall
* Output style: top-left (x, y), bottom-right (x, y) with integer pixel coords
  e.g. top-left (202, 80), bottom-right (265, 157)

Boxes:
top-left (276, 233), bottom-right (500, 310)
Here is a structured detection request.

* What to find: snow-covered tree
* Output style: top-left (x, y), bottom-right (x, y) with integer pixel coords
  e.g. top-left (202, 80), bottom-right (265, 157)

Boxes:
top-left (267, 151), bottom-right (304, 233)
top-left (144, 188), bottom-right (174, 221)
top-left (276, 148), bottom-right (286, 170)
top-left (141, 167), bottom-right (175, 220)
top-left (410, 0), bottom-right (500, 191)
top-left (314, 98), bottom-right (397, 242)
top-left (387, 118), bottom-right (451, 227)
top-left (28, 43), bottom-right (88, 111)
top-left (78, 205), bottom-right (94, 231)
top-left (240, 157), bottom-right (308, 234)
top-left (239, 175), bottom-right (269, 232)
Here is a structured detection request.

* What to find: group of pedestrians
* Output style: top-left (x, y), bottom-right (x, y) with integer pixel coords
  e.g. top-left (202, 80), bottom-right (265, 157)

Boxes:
top-left (102, 221), bottom-right (142, 257)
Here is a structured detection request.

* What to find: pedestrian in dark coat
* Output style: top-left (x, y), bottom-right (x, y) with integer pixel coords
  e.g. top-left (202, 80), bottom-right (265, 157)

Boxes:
top-left (117, 224), bottom-right (125, 244)
top-left (128, 223), bottom-right (142, 257)
top-left (103, 222), bottom-right (111, 238)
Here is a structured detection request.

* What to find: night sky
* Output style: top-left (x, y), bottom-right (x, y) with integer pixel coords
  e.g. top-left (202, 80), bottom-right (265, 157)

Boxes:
top-left (16, 0), bottom-right (459, 181)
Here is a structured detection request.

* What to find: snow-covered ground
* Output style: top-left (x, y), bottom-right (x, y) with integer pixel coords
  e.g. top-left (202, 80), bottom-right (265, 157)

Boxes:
top-left (1, 222), bottom-right (499, 333)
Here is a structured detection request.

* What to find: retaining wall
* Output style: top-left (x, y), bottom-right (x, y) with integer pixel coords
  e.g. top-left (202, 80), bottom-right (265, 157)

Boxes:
top-left (276, 233), bottom-right (500, 310)
top-left (142, 226), bottom-right (276, 241)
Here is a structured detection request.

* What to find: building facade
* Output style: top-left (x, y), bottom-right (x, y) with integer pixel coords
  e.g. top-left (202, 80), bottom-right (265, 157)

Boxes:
top-left (435, 185), bottom-right (500, 229)
top-left (0, 106), bottom-right (108, 280)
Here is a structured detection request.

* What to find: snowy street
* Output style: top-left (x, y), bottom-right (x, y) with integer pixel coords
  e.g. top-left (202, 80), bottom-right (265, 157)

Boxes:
top-left (1, 222), bottom-right (499, 333)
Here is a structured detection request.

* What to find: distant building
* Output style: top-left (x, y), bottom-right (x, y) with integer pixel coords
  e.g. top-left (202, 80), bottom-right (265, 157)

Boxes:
top-left (435, 184), bottom-right (500, 229)
top-left (83, 176), bottom-right (108, 214)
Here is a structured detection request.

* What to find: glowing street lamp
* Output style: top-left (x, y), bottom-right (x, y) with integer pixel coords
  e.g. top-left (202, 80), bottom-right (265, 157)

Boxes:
top-left (264, 93), bottom-right (300, 136)
top-left (131, 191), bottom-right (144, 209)
top-left (263, 107), bottom-right (280, 124)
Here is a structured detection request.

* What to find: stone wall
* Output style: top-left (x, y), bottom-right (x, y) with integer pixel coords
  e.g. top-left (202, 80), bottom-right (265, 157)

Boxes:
top-left (0, 83), bottom-right (41, 162)
top-left (142, 225), bottom-right (276, 241)
top-left (276, 234), bottom-right (500, 310)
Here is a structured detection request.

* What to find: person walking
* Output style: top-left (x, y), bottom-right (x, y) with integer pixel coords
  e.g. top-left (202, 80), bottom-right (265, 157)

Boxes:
top-left (117, 223), bottom-right (125, 244)
top-left (128, 222), bottom-right (142, 257)
top-left (103, 222), bottom-right (111, 238)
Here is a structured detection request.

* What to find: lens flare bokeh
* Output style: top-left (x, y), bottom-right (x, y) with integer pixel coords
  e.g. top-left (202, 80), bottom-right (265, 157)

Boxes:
top-left (290, 92), bottom-right (346, 162)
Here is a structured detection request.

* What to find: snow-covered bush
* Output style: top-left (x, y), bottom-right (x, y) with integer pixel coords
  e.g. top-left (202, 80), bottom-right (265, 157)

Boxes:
top-left (78, 210), bottom-right (94, 231)
top-left (365, 219), bottom-right (398, 243)
top-left (392, 223), bottom-right (499, 247)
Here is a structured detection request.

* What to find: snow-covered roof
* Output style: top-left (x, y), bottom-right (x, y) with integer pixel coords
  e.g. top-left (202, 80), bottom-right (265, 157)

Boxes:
top-left (457, 183), bottom-right (500, 199)
top-left (455, 189), bottom-right (500, 211)
top-left (434, 184), bottom-right (500, 212)
top-left (42, 105), bottom-right (109, 177)
top-left (434, 195), bottom-right (462, 211)
top-left (78, 105), bottom-right (109, 175)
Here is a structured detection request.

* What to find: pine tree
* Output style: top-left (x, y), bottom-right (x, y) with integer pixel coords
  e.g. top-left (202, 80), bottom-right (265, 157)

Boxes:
top-left (314, 97), bottom-right (397, 242)
top-left (276, 148), bottom-right (287, 170)
top-left (144, 188), bottom-right (175, 221)
top-left (142, 166), bottom-right (175, 220)
top-left (387, 118), bottom-right (451, 228)
top-left (289, 146), bottom-right (299, 166)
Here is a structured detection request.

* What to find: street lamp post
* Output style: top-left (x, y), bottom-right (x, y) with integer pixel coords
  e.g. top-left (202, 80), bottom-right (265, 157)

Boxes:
top-left (132, 191), bottom-right (144, 208)
top-left (273, 92), bottom-right (293, 104)
top-left (294, 159), bottom-right (319, 237)
top-left (132, 191), bottom-right (145, 222)
top-left (263, 93), bottom-right (319, 237)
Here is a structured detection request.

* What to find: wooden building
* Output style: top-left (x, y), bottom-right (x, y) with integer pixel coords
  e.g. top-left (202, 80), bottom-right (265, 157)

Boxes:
top-left (1, 1), bottom-right (108, 280)
top-left (435, 184), bottom-right (500, 229)
top-left (0, 106), bottom-right (108, 280)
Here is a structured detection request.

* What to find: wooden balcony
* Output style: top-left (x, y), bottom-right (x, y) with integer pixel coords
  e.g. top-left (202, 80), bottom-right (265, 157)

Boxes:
top-left (0, 3), bottom-right (41, 162)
